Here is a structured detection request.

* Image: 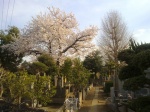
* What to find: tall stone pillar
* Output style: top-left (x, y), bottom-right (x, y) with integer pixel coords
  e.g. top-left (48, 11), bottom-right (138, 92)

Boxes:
top-left (144, 68), bottom-right (150, 79)
top-left (62, 76), bottom-right (64, 87)
top-left (54, 76), bottom-right (57, 86)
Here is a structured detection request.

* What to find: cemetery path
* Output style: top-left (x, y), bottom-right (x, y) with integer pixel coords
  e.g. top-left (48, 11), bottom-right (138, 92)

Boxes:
top-left (78, 86), bottom-right (113, 112)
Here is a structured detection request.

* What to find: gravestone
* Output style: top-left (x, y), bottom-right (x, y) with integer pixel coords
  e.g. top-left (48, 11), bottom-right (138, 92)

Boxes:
top-left (64, 98), bottom-right (79, 112)
top-left (144, 67), bottom-right (150, 79)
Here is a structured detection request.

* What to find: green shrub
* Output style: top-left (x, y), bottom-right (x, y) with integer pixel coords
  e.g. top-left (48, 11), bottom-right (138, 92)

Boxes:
top-left (104, 81), bottom-right (113, 93)
top-left (140, 105), bottom-right (150, 112)
top-left (128, 96), bottom-right (150, 112)
top-left (123, 75), bottom-right (150, 91)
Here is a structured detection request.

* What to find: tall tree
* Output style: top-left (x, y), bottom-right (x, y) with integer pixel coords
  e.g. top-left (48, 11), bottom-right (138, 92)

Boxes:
top-left (60, 58), bottom-right (72, 80)
top-left (37, 54), bottom-right (58, 76)
top-left (29, 74), bottom-right (56, 107)
top-left (118, 41), bottom-right (150, 92)
top-left (98, 11), bottom-right (131, 95)
top-left (0, 26), bottom-right (23, 72)
top-left (60, 58), bottom-right (90, 91)
top-left (83, 50), bottom-right (103, 76)
top-left (28, 62), bottom-right (49, 75)
top-left (71, 58), bottom-right (90, 91)
top-left (98, 11), bottom-right (131, 64)
top-left (3, 7), bottom-right (98, 65)
top-left (118, 43), bottom-right (150, 81)
top-left (22, 54), bottom-right (58, 77)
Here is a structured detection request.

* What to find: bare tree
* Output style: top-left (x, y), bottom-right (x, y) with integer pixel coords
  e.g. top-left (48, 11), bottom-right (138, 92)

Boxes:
top-left (98, 11), bottom-right (131, 100)
top-left (98, 11), bottom-right (131, 65)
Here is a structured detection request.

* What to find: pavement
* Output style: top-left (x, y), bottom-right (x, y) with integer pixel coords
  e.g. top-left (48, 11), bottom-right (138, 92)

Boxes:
top-left (39, 86), bottom-right (114, 112)
top-left (39, 105), bottom-right (62, 112)
top-left (78, 86), bottom-right (114, 112)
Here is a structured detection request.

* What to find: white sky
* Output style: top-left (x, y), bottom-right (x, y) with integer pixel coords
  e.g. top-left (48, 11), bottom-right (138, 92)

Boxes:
top-left (0, 0), bottom-right (150, 43)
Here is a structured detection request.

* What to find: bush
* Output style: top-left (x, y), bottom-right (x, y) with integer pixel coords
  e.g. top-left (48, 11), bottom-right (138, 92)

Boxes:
top-left (123, 75), bottom-right (150, 91)
top-left (119, 66), bottom-right (142, 81)
top-left (128, 96), bottom-right (150, 112)
top-left (140, 105), bottom-right (150, 112)
top-left (0, 100), bottom-right (46, 112)
top-left (104, 81), bottom-right (113, 93)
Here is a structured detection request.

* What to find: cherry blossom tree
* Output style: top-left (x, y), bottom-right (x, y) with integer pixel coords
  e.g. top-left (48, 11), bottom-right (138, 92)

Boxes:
top-left (3, 7), bottom-right (98, 65)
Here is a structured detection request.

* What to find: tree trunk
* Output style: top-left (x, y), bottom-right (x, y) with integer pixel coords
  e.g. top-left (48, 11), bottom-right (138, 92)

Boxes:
top-left (0, 83), bottom-right (3, 98)
top-left (18, 96), bottom-right (21, 109)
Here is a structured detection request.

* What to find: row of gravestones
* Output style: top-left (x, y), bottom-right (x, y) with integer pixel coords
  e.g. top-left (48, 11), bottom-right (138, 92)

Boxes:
top-left (111, 68), bottom-right (150, 112)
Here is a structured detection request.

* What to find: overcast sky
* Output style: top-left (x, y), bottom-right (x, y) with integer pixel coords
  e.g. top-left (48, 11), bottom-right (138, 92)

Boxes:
top-left (0, 0), bottom-right (150, 43)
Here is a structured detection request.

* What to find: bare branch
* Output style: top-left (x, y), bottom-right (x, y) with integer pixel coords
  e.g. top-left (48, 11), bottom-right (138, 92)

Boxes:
top-left (98, 11), bottom-right (131, 63)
